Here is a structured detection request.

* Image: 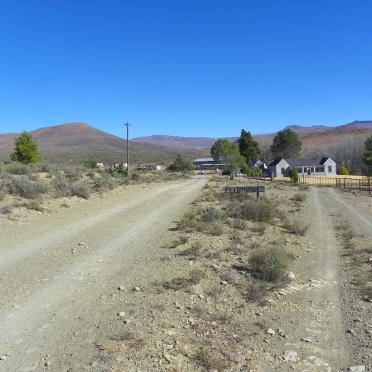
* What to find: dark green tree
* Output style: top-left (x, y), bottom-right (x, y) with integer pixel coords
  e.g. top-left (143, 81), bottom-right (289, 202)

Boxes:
top-left (288, 166), bottom-right (299, 183)
top-left (211, 139), bottom-right (245, 179)
top-left (11, 131), bottom-right (41, 164)
top-left (271, 129), bottom-right (302, 159)
top-left (363, 135), bottom-right (372, 174)
top-left (238, 129), bottom-right (261, 165)
top-left (167, 154), bottom-right (194, 172)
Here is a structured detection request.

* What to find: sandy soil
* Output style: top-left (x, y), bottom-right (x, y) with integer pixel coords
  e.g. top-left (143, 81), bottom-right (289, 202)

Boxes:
top-left (0, 177), bottom-right (207, 371)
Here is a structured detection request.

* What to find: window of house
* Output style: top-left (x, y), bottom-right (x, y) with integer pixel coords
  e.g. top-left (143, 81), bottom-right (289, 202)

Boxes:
top-left (328, 165), bottom-right (332, 172)
top-left (316, 166), bottom-right (324, 172)
top-left (297, 167), bottom-right (302, 173)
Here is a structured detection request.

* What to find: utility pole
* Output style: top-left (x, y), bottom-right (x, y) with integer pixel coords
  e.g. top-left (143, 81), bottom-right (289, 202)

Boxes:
top-left (124, 122), bottom-right (131, 174)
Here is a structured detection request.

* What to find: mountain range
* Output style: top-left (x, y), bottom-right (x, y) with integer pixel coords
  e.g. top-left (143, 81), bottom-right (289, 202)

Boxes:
top-left (1, 120), bottom-right (372, 164)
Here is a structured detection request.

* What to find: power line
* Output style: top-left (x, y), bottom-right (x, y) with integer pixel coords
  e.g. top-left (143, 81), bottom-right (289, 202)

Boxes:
top-left (124, 122), bottom-right (131, 174)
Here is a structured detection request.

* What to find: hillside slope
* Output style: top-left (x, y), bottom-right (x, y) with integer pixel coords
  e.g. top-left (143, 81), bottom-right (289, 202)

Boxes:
top-left (133, 121), bottom-right (372, 149)
top-left (0, 123), bottom-right (208, 164)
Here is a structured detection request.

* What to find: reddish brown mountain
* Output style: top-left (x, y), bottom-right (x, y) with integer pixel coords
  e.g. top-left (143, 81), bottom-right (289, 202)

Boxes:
top-left (0, 123), bottom-right (208, 164)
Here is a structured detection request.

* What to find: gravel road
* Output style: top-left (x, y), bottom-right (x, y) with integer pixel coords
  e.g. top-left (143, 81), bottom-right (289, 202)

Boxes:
top-left (0, 177), bottom-right (207, 371)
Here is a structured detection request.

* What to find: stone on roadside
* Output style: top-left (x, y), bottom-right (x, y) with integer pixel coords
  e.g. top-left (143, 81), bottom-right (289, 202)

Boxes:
top-left (282, 351), bottom-right (299, 362)
top-left (118, 311), bottom-right (126, 317)
top-left (118, 286), bottom-right (125, 291)
top-left (267, 328), bottom-right (275, 335)
top-left (348, 366), bottom-right (365, 372)
top-left (133, 286), bottom-right (140, 292)
top-left (287, 271), bottom-right (295, 281)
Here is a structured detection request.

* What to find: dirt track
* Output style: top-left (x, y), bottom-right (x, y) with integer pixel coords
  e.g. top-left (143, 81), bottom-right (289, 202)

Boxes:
top-left (0, 177), bottom-right (207, 371)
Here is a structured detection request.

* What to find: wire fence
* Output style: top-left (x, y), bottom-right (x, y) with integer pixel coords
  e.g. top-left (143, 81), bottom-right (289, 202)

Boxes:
top-left (299, 176), bottom-right (372, 195)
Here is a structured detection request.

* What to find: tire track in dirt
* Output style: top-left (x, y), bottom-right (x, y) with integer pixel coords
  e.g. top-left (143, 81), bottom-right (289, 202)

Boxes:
top-left (0, 177), bottom-right (207, 371)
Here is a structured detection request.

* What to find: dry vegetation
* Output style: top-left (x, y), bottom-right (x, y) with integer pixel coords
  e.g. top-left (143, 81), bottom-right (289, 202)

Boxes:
top-left (92, 176), bottom-right (311, 371)
top-left (0, 161), bottom-right (187, 222)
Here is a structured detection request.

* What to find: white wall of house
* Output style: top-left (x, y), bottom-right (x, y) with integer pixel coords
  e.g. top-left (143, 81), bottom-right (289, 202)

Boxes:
top-left (269, 159), bottom-right (290, 177)
top-left (323, 158), bottom-right (337, 176)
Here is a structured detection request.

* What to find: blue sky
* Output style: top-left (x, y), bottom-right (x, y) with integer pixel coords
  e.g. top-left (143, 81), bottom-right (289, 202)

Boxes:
top-left (0, 0), bottom-right (371, 138)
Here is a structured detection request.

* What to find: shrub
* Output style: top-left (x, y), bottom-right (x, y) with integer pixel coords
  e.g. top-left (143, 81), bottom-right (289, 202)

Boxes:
top-left (283, 220), bottom-right (308, 236)
top-left (54, 176), bottom-right (72, 197)
top-left (244, 281), bottom-right (270, 303)
top-left (194, 346), bottom-right (229, 370)
top-left (167, 155), bottom-right (194, 172)
top-left (131, 172), bottom-right (141, 181)
top-left (251, 222), bottom-right (266, 234)
top-left (5, 163), bottom-right (32, 175)
top-left (208, 223), bottom-right (224, 236)
top-left (94, 175), bottom-right (114, 191)
top-left (229, 219), bottom-right (247, 230)
top-left (249, 247), bottom-right (292, 282)
top-left (229, 199), bottom-right (274, 223)
top-left (200, 207), bottom-right (224, 222)
top-left (294, 192), bottom-right (306, 202)
top-left (70, 182), bottom-right (91, 199)
top-left (11, 132), bottom-right (41, 164)
top-left (26, 200), bottom-right (43, 211)
top-left (0, 191), bottom-right (5, 201)
top-left (288, 167), bottom-right (299, 183)
top-left (180, 241), bottom-right (203, 257)
top-left (8, 176), bottom-right (50, 199)
top-left (0, 204), bottom-right (13, 214)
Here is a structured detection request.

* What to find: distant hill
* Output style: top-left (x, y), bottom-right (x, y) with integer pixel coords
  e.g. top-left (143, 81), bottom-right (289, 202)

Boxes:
top-left (133, 121), bottom-right (372, 150)
top-left (0, 123), bottom-right (209, 164)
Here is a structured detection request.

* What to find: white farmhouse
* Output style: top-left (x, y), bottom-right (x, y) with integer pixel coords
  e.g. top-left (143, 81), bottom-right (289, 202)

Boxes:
top-left (268, 157), bottom-right (337, 177)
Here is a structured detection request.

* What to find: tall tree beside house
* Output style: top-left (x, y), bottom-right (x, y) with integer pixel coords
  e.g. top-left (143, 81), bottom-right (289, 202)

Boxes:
top-left (271, 129), bottom-right (302, 159)
top-left (363, 135), bottom-right (372, 175)
top-left (211, 139), bottom-right (245, 179)
top-left (238, 129), bottom-right (261, 165)
top-left (339, 161), bottom-right (350, 175)
top-left (11, 131), bottom-right (41, 164)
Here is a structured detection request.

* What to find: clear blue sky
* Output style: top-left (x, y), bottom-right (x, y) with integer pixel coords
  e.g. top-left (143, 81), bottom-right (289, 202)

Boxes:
top-left (1, 0), bottom-right (371, 138)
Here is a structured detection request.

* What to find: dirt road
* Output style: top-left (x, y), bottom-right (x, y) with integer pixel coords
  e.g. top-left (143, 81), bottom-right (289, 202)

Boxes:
top-left (258, 186), bottom-right (371, 371)
top-left (0, 177), bottom-right (207, 371)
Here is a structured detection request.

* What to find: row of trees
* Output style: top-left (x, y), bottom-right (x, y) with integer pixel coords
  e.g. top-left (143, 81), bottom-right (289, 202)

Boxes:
top-left (210, 128), bottom-right (303, 178)
top-left (211, 128), bottom-right (372, 177)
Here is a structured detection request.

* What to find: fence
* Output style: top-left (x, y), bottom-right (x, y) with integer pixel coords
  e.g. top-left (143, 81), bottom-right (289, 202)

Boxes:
top-left (299, 176), bottom-right (372, 195)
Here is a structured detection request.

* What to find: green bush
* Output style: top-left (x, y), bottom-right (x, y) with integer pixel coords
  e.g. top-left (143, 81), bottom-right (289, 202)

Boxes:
top-left (229, 199), bottom-right (274, 223)
top-left (167, 154), bottom-right (194, 172)
top-left (288, 167), bottom-right (299, 183)
top-left (249, 247), bottom-right (292, 282)
top-left (208, 223), bottom-right (224, 236)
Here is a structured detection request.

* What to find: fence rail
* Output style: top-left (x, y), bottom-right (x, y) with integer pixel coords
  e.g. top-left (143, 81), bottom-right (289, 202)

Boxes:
top-left (299, 176), bottom-right (372, 195)
top-left (247, 176), bottom-right (372, 195)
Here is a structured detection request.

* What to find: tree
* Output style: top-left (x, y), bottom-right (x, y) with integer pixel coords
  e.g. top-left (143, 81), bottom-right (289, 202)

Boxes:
top-left (271, 129), bottom-right (302, 159)
top-left (11, 132), bottom-right (41, 164)
top-left (363, 135), bottom-right (372, 175)
top-left (167, 154), bottom-right (194, 172)
top-left (211, 139), bottom-right (245, 179)
top-left (288, 167), bottom-right (299, 183)
top-left (339, 161), bottom-right (350, 175)
top-left (238, 129), bottom-right (261, 165)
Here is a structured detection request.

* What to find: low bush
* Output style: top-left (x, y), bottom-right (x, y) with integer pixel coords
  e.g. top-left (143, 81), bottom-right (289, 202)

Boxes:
top-left (283, 220), bottom-right (308, 236)
top-left (194, 345), bottom-right (229, 371)
top-left (163, 268), bottom-right (204, 290)
top-left (251, 222), bottom-right (266, 234)
top-left (249, 246), bottom-right (292, 282)
top-left (200, 207), bottom-right (225, 222)
top-left (208, 223), bottom-right (224, 236)
top-left (293, 192), bottom-right (306, 202)
top-left (229, 199), bottom-right (274, 223)
top-left (94, 175), bottom-right (114, 191)
top-left (54, 175), bottom-right (72, 197)
top-left (7, 176), bottom-right (50, 199)
top-left (180, 241), bottom-right (203, 257)
top-left (0, 191), bottom-right (6, 201)
top-left (244, 281), bottom-right (270, 304)
top-left (70, 182), bottom-right (91, 199)
top-left (5, 163), bottom-right (32, 175)
top-left (229, 219), bottom-right (247, 230)
top-left (26, 200), bottom-right (43, 211)
top-left (0, 204), bottom-right (13, 214)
